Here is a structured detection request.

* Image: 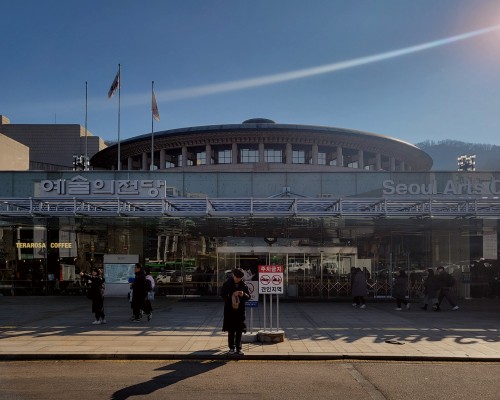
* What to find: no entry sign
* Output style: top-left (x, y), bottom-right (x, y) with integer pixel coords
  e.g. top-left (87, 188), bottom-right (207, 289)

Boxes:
top-left (258, 265), bottom-right (284, 294)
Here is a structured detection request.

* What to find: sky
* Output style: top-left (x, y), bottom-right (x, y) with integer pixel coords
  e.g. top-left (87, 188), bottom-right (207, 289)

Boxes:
top-left (3, 0), bottom-right (500, 146)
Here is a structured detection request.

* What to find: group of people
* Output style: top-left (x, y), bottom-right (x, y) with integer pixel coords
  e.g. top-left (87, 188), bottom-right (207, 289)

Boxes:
top-left (80, 263), bottom-right (155, 325)
top-left (421, 266), bottom-right (459, 311)
top-left (351, 266), bottom-right (459, 312)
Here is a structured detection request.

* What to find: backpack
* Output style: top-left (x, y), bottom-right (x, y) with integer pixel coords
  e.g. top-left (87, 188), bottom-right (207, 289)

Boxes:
top-left (446, 273), bottom-right (456, 287)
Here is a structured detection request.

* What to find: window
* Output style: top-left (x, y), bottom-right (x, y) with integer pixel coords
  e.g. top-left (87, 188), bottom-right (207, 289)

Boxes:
top-left (292, 150), bottom-right (305, 164)
top-left (218, 149), bottom-right (232, 164)
top-left (265, 149), bottom-right (283, 163)
top-left (197, 151), bottom-right (206, 166)
top-left (318, 152), bottom-right (326, 165)
top-left (240, 148), bottom-right (258, 163)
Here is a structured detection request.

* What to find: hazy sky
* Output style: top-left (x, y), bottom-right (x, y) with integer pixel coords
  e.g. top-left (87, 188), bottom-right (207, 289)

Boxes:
top-left (3, 0), bottom-right (500, 145)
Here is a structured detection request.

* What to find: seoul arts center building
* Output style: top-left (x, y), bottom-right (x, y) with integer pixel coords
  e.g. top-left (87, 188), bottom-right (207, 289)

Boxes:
top-left (0, 117), bottom-right (499, 300)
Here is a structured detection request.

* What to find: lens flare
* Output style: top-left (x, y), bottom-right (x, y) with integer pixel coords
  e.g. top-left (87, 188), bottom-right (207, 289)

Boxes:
top-left (159, 24), bottom-right (500, 101)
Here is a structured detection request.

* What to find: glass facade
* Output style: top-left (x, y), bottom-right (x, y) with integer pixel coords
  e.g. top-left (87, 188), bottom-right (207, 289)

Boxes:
top-left (0, 170), bottom-right (498, 300)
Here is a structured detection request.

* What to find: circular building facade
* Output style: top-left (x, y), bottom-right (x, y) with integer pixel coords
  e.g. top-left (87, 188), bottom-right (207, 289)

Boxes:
top-left (91, 119), bottom-right (432, 172)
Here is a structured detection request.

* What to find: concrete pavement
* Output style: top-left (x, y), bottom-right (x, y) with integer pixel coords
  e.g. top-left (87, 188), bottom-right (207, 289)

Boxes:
top-left (1, 295), bottom-right (499, 361)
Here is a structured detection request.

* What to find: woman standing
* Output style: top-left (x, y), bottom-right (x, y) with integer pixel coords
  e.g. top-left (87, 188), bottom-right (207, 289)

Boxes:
top-left (80, 267), bottom-right (106, 325)
top-left (393, 269), bottom-right (410, 311)
top-left (221, 268), bottom-right (250, 356)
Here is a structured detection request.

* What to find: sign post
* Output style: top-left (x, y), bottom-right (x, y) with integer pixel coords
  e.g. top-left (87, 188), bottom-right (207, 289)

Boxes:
top-left (257, 265), bottom-right (285, 343)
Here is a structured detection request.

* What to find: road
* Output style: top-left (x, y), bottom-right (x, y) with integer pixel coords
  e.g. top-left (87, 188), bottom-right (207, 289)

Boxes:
top-left (2, 360), bottom-right (500, 399)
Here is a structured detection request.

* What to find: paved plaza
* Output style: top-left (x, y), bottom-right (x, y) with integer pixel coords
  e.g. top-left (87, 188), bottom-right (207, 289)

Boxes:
top-left (1, 296), bottom-right (499, 361)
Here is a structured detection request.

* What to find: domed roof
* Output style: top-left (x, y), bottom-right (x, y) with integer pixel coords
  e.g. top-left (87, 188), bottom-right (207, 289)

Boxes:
top-left (242, 118), bottom-right (275, 124)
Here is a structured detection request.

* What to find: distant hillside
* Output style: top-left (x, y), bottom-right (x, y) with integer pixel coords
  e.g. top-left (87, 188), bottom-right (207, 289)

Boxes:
top-left (416, 140), bottom-right (500, 171)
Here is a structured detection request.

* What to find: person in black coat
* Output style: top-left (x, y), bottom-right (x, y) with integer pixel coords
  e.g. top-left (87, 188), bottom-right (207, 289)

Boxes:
top-left (80, 267), bottom-right (106, 325)
top-left (130, 263), bottom-right (149, 322)
top-left (221, 268), bottom-right (250, 355)
top-left (421, 268), bottom-right (439, 310)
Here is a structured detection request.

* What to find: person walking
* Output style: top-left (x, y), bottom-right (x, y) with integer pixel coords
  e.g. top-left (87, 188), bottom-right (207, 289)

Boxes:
top-left (421, 268), bottom-right (439, 310)
top-left (129, 263), bottom-right (149, 322)
top-left (393, 269), bottom-right (410, 311)
top-left (221, 268), bottom-right (250, 356)
top-left (80, 267), bottom-right (106, 325)
top-left (351, 267), bottom-right (368, 309)
top-left (143, 267), bottom-right (155, 321)
top-left (435, 266), bottom-right (459, 311)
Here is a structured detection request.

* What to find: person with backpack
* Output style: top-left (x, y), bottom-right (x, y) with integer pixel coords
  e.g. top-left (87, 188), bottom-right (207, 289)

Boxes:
top-left (80, 267), bottom-right (106, 325)
top-left (435, 266), bottom-right (459, 311)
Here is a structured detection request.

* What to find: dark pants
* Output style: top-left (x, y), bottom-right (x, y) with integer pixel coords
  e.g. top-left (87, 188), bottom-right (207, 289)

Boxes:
top-left (396, 298), bottom-right (408, 308)
top-left (228, 330), bottom-right (243, 350)
top-left (438, 288), bottom-right (456, 308)
top-left (92, 297), bottom-right (105, 320)
top-left (353, 296), bottom-right (365, 305)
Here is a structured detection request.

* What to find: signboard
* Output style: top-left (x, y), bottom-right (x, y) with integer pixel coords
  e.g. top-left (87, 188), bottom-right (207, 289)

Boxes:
top-left (39, 175), bottom-right (167, 198)
top-left (245, 280), bottom-right (259, 307)
top-left (258, 265), bottom-right (284, 294)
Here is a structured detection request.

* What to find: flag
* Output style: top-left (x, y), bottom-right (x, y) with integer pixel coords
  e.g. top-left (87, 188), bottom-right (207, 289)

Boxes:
top-left (107, 69), bottom-right (120, 98)
top-left (152, 88), bottom-right (160, 121)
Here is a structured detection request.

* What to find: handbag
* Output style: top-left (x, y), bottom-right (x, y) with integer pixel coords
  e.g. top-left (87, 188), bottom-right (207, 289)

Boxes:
top-left (147, 291), bottom-right (155, 301)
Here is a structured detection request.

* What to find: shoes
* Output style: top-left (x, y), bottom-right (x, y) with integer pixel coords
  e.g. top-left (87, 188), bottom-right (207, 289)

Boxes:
top-left (394, 307), bottom-right (402, 311)
top-left (235, 349), bottom-right (244, 356)
top-left (360, 304), bottom-right (366, 309)
top-left (92, 320), bottom-right (101, 325)
top-left (100, 319), bottom-right (107, 324)
top-left (228, 349), bottom-right (235, 355)
top-left (406, 303), bottom-right (411, 310)
top-left (352, 303), bottom-right (358, 307)
top-left (147, 312), bottom-right (152, 321)
top-left (452, 306), bottom-right (459, 311)
top-left (129, 316), bottom-right (141, 322)
top-left (434, 307), bottom-right (441, 312)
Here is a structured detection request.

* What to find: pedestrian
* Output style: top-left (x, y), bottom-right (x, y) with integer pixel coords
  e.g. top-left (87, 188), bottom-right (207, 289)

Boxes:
top-left (143, 267), bottom-right (155, 321)
top-left (435, 266), bottom-right (459, 311)
top-left (221, 268), bottom-right (250, 356)
top-left (421, 268), bottom-right (439, 310)
top-left (80, 267), bottom-right (106, 325)
top-left (393, 269), bottom-right (410, 311)
top-left (351, 267), bottom-right (368, 309)
top-left (129, 263), bottom-right (149, 322)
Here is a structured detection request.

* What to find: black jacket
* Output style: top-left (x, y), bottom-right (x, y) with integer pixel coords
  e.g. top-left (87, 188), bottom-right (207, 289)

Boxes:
top-left (221, 278), bottom-right (250, 332)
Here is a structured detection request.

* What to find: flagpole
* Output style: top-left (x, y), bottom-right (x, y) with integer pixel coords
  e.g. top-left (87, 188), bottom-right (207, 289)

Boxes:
top-left (117, 63), bottom-right (121, 171)
top-left (151, 80), bottom-right (154, 170)
top-left (85, 81), bottom-right (88, 171)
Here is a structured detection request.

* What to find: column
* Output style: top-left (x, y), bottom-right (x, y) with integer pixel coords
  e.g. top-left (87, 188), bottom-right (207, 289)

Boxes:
top-left (357, 149), bottom-right (364, 169)
top-left (232, 143), bottom-right (238, 164)
top-left (127, 157), bottom-right (133, 170)
top-left (376, 153), bottom-right (382, 171)
top-left (312, 144), bottom-right (318, 165)
top-left (336, 146), bottom-right (343, 167)
top-left (142, 152), bottom-right (148, 171)
top-left (182, 146), bottom-right (188, 167)
top-left (205, 144), bottom-right (212, 165)
top-left (259, 142), bottom-right (264, 163)
top-left (286, 143), bottom-right (292, 164)
top-left (160, 149), bottom-right (165, 170)
top-left (390, 157), bottom-right (396, 171)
